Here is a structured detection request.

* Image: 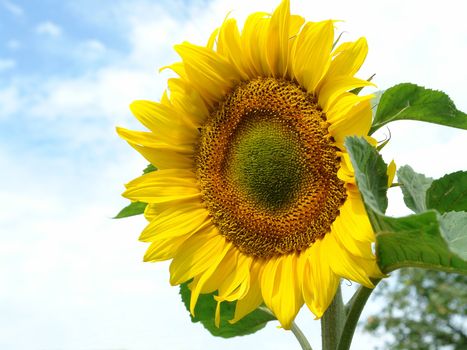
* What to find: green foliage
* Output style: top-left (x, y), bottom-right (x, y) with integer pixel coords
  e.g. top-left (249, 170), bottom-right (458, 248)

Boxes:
top-left (143, 164), bottom-right (157, 174)
top-left (439, 211), bottom-right (467, 260)
top-left (344, 137), bottom-right (388, 214)
top-left (345, 137), bottom-right (467, 275)
top-left (364, 268), bottom-right (467, 350)
top-left (426, 171), bottom-right (467, 213)
top-left (114, 201), bottom-right (147, 219)
top-left (370, 83), bottom-right (467, 134)
top-left (374, 211), bottom-right (467, 274)
top-left (179, 282), bottom-right (275, 338)
top-left (397, 165), bottom-right (433, 213)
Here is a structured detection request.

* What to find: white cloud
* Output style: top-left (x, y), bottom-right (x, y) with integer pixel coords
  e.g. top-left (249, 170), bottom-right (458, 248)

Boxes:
top-left (0, 86), bottom-right (20, 118)
top-left (0, 58), bottom-right (15, 71)
top-left (6, 39), bottom-right (21, 50)
top-left (1, 0), bottom-right (23, 16)
top-left (79, 39), bottom-right (106, 58)
top-left (36, 21), bottom-right (62, 37)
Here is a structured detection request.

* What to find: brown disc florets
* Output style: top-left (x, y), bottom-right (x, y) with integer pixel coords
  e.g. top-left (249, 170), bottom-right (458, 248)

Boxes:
top-left (195, 78), bottom-right (346, 258)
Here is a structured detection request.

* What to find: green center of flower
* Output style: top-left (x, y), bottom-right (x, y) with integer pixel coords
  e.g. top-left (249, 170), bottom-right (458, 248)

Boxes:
top-left (226, 120), bottom-right (305, 211)
top-left (196, 78), bottom-right (346, 258)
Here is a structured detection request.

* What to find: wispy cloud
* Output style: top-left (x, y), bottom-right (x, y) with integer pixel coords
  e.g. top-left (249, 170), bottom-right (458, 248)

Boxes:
top-left (36, 21), bottom-right (62, 37)
top-left (0, 86), bottom-right (20, 118)
top-left (0, 58), bottom-right (16, 71)
top-left (1, 0), bottom-right (23, 16)
top-left (6, 39), bottom-right (21, 50)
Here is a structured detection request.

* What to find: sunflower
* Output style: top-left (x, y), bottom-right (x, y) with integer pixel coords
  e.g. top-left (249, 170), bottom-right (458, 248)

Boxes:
top-left (118, 0), bottom-right (392, 329)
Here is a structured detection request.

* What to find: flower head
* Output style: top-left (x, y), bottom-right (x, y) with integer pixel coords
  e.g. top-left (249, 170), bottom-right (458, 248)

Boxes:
top-left (118, 0), bottom-right (385, 329)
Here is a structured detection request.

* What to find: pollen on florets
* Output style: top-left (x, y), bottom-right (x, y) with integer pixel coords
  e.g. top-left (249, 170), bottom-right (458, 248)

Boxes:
top-left (196, 78), bottom-right (346, 258)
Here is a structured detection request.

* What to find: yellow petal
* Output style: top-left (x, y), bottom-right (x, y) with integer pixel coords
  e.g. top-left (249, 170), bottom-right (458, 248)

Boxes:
top-left (217, 19), bottom-right (253, 80)
top-left (169, 229), bottom-right (225, 285)
top-left (291, 20), bottom-right (334, 93)
top-left (159, 62), bottom-right (188, 81)
top-left (216, 253), bottom-right (252, 302)
top-left (188, 242), bottom-right (232, 316)
top-left (199, 248), bottom-right (237, 294)
top-left (327, 37), bottom-right (368, 79)
top-left (328, 98), bottom-right (372, 148)
top-left (143, 203), bottom-right (157, 221)
top-left (337, 153), bottom-right (356, 184)
top-left (322, 233), bottom-right (375, 288)
top-left (387, 160), bottom-right (396, 186)
top-left (167, 78), bottom-right (209, 126)
top-left (303, 240), bottom-right (340, 318)
top-left (206, 28), bottom-right (219, 50)
top-left (326, 93), bottom-right (373, 124)
top-left (116, 127), bottom-right (194, 170)
top-left (260, 254), bottom-right (303, 329)
top-left (123, 169), bottom-right (200, 204)
top-left (129, 100), bottom-right (198, 146)
top-left (339, 190), bottom-right (375, 243)
top-left (266, 0), bottom-right (291, 77)
top-left (318, 77), bottom-right (375, 112)
top-left (331, 208), bottom-right (374, 258)
top-left (230, 259), bottom-right (263, 323)
top-left (139, 205), bottom-right (209, 242)
top-left (143, 211), bottom-right (213, 262)
top-left (285, 14), bottom-right (305, 79)
top-left (240, 12), bottom-right (270, 77)
top-left (174, 42), bottom-right (240, 106)
top-left (143, 235), bottom-right (187, 262)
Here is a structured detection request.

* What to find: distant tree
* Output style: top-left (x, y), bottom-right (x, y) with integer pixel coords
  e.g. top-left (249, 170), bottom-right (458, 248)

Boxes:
top-left (363, 268), bottom-right (467, 350)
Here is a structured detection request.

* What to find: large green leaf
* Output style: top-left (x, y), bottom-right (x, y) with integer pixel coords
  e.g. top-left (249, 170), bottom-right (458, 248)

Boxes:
top-left (370, 83), bottom-right (467, 134)
top-left (344, 137), bottom-right (388, 214)
top-left (397, 165), bottom-right (433, 213)
top-left (179, 282), bottom-right (275, 338)
top-left (426, 171), bottom-right (467, 213)
top-left (345, 137), bottom-right (467, 275)
top-left (439, 211), bottom-right (467, 260)
top-left (375, 211), bottom-right (467, 274)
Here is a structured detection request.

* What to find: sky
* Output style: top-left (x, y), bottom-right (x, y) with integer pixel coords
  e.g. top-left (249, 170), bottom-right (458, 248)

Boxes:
top-left (0, 0), bottom-right (466, 349)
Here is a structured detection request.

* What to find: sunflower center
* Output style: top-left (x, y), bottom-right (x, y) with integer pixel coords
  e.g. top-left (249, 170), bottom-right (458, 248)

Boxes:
top-left (226, 120), bottom-right (305, 211)
top-left (196, 78), bottom-right (346, 258)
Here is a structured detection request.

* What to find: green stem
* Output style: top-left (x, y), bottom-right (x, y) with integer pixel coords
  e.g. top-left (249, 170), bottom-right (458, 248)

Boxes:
top-left (321, 284), bottom-right (345, 350)
top-left (291, 320), bottom-right (313, 350)
top-left (337, 279), bottom-right (380, 350)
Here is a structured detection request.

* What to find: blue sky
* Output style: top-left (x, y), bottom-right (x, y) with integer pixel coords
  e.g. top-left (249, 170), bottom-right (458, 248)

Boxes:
top-left (1, 0), bottom-right (466, 349)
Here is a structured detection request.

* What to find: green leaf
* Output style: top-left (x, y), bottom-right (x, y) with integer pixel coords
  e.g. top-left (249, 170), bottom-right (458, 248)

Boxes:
top-left (439, 211), bottom-right (467, 260)
top-left (375, 211), bottom-right (467, 274)
top-left (114, 201), bottom-right (147, 219)
top-left (143, 164), bottom-right (157, 174)
top-left (345, 137), bottom-right (467, 275)
top-left (397, 165), bottom-right (433, 213)
top-left (370, 83), bottom-right (467, 134)
top-left (179, 282), bottom-right (275, 338)
top-left (344, 136), bottom-right (388, 214)
top-left (426, 171), bottom-right (467, 213)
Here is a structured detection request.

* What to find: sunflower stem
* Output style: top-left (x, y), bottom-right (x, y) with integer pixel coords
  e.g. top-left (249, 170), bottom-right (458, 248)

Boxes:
top-left (337, 279), bottom-right (381, 350)
top-left (321, 284), bottom-right (345, 350)
top-left (291, 320), bottom-right (313, 350)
